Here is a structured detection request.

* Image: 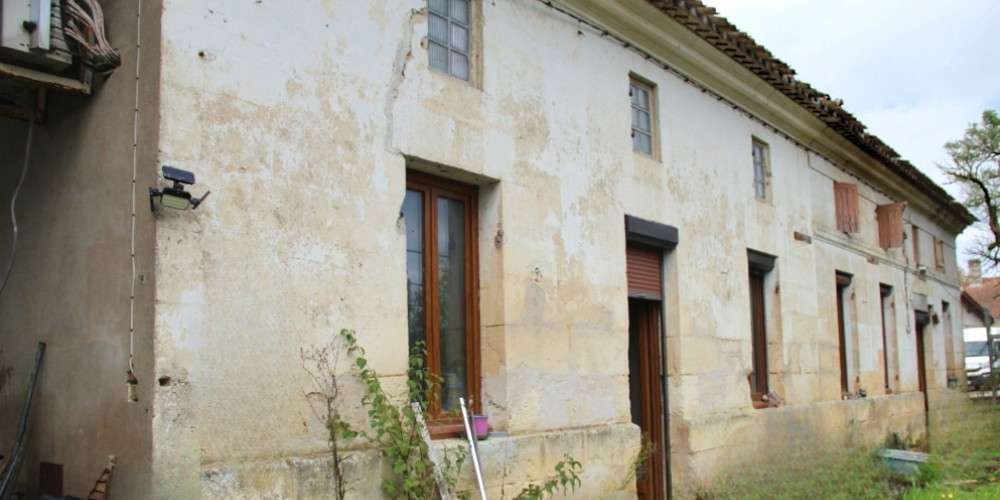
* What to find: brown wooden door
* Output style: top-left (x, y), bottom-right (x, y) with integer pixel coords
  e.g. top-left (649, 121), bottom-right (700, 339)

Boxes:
top-left (915, 312), bottom-right (930, 413)
top-left (630, 298), bottom-right (665, 500)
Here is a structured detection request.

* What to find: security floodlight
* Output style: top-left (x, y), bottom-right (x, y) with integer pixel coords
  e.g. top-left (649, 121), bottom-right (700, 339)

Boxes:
top-left (149, 165), bottom-right (210, 211)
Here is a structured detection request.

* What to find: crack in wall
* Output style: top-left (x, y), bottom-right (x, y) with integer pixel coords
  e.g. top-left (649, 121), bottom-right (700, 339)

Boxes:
top-left (383, 9), bottom-right (420, 155)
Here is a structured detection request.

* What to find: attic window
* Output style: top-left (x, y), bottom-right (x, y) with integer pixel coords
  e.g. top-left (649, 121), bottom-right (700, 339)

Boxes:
top-left (630, 78), bottom-right (656, 157)
top-left (752, 139), bottom-right (769, 200)
top-left (833, 182), bottom-right (859, 233)
top-left (428, 0), bottom-right (471, 81)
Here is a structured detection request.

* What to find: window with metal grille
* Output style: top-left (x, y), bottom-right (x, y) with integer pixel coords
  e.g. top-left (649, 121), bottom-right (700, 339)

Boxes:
top-left (630, 79), bottom-right (655, 156)
top-left (428, 0), bottom-right (471, 81)
top-left (752, 139), bottom-right (769, 200)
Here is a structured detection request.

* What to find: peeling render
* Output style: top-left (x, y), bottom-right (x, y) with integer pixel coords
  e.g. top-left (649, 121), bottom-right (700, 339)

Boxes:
top-left (0, 0), bottom-right (969, 498)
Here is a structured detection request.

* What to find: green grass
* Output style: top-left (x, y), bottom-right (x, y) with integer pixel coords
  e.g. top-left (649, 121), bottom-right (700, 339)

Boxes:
top-left (691, 398), bottom-right (1000, 500)
top-left (902, 482), bottom-right (1000, 500)
top-left (924, 399), bottom-right (1000, 486)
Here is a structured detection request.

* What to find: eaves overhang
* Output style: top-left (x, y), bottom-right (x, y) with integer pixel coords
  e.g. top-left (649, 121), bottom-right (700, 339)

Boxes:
top-left (549, 0), bottom-right (976, 234)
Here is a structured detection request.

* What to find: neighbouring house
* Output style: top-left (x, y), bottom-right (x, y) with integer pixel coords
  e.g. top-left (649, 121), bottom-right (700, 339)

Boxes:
top-left (0, 0), bottom-right (975, 498)
top-left (961, 260), bottom-right (1000, 388)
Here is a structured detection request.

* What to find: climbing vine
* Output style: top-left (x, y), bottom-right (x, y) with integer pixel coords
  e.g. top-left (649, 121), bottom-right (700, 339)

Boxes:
top-left (341, 329), bottom-right (469, 500)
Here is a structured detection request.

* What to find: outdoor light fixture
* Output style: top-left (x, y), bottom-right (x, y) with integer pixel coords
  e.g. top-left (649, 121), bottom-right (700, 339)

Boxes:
top-left (149, 165), bottom-right (210, 211)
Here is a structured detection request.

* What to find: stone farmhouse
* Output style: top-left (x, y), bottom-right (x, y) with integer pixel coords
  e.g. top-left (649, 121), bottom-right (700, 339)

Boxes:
top-left (0, 0), bottom-right (974, 498)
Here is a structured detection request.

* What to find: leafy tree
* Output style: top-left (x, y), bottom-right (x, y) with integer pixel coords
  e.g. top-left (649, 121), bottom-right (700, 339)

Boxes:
top-left (939, 110), bottom-right (1000, 267)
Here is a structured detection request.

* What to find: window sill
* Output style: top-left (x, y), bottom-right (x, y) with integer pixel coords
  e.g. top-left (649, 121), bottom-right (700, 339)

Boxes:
top-left (632, 150), bottom-right (662, 163)
top-left (750, 395), bottom-right (771, 410)
top-left (427, 415), bottom-right (474, 440)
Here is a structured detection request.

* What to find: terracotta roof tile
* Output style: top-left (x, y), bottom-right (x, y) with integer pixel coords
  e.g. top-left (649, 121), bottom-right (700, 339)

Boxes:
top-left (964, 278), bottom-right (1000, 320)
top-left (647, 0), bottom-right (975, 227)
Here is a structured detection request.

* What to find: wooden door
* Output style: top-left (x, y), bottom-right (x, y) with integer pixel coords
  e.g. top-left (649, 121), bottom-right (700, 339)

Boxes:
top-left (630, 298), bottom-right (665, 499)
top-left (915, 312), bottom-right (930, 413)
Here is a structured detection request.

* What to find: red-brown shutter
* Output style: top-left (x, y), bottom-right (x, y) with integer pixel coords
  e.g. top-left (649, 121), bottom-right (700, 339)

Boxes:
top-left (626, 243), bottom-right (662, 299)
top-left (876, 203), bottom-right (905, 249)
top-left (834, 182), bottom-right (859, 233)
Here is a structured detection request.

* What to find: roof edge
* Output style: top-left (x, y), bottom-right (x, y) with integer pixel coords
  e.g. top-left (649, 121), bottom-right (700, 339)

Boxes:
top-left (646, 0), bottom-right (975, 229)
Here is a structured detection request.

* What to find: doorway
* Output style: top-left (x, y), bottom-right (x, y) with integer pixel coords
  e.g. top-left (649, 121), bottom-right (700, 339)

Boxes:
top-left (626, 240), bottom-right (667, 499)
top-left (629, 298), bottom-right (665, 499)
top-left (915, 311), bottom-right (930, 413)
top-left (624, 216), bottom-right (678, 499)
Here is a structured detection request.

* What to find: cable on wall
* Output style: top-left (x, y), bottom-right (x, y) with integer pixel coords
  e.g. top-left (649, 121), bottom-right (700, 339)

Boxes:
top-left (0, 89), bottom-right (37, 380)
top-left (0, 89), bottom-right (38, 300)
top-left (126, 0), bottom-right (144, 403)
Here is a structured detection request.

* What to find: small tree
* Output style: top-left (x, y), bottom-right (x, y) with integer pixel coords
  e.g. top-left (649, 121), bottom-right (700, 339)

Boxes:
top-left (939, 110), bottom-right (1000, 268)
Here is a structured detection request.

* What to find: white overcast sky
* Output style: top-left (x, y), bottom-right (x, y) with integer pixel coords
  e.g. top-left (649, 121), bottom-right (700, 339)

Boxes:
top-left (705, 0), bottom-right (1000, 267)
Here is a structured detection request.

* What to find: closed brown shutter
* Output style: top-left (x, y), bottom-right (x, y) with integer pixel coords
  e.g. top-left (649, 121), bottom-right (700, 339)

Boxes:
top-left (834, 182), bottom-right (859, 233)
top-left (934, 237), bottom-right (945, 272)
top-left (627, 243), bottom-right (662, 299)
top-left (876, 203), bottom-right (905, 249)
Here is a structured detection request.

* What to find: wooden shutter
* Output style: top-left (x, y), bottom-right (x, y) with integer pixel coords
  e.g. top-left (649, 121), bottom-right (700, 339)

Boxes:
top-left (934, 237), bottom-right (945, 272)
top-left (834, 182), bottom-right (859, 233)
top-left (626, 243), bottom-right (662, 299)
top-left (875, 203), bottom-right (905, 249)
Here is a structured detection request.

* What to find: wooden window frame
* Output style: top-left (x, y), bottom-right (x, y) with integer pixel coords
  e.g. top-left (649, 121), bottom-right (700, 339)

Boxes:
top-left (405, 170), bottom-right (481, 437)
top-left (879, 284), bottom-right (893, 394)
top-left (836, 272), bottom-right (853, 395)
top-left (752, 138), bottom-right (769, 201)
top-left (747, 250), bottom-right (775, 408)
top-left (630, 77), bottom-right (657, 158)
top-left (833, 182), bottom-right (860, 233)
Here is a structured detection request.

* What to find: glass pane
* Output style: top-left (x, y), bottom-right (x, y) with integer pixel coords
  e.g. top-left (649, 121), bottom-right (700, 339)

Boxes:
top-left (404, 190), bottom-right (426, 353)
top-left (451, 0), bottom-right (470, 24)
top-left (429, 13), bottom-right (449, 44)
top-left (630, 84), bottom-right (640, 106)
top-left (637, 132), bottom-right (652, 155)
top-left (636, 86), bottom-right (649, 109)
top-left (429, 0), bottom-right (448, 15)
top-left (438, 197), bottom-right (467, 412)
top-left (451, 24), bottom-right (469, 52)
top-left (450, 52), bottom-right (469, 80)
top-left (755, 181), bottom-right (766, 199)
top-left (638, 110), bottom-right (650, 131)
top-left (429, 42), bottom-right (448, 72)
top-left (631, 107), bottom-right (640, 127)
top-left (967, 341), bottom-right (988, 356)
top-left (754, 162), bottom-right (765, 182)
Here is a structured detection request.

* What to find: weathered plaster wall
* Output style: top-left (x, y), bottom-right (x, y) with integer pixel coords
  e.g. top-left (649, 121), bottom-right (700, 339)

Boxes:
top-left (0, 1), bottom-right (160, 497)
top-left (151, 0), bottom-right (966, 498)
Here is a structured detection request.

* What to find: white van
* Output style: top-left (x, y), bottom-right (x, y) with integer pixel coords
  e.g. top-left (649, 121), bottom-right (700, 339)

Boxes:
top-left (965, 327), bottom-right (1000, 389)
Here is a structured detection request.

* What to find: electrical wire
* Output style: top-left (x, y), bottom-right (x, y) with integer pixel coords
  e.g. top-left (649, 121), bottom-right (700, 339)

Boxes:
top-left (534, 0), bottom-right (898, 203)
top-left (0, 90), bottom-right (37, 301)
top-left (128, 0), bottom-right (143, 382)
